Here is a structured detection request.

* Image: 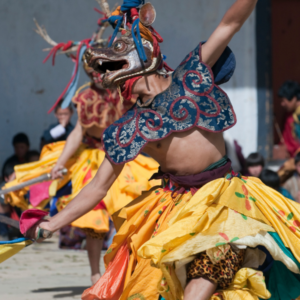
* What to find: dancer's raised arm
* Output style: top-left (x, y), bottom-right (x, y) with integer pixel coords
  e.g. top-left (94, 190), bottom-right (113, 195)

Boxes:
top-left (51, 120), bottom-right (85, 179)
top-left (26, 157), bottom-right (124, 239)
top-left (202, 0), bottom-right (258, 67)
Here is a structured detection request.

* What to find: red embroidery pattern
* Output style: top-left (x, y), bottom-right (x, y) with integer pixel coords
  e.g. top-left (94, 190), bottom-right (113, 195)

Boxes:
top-left (73, 85), bottom-right (124, 129)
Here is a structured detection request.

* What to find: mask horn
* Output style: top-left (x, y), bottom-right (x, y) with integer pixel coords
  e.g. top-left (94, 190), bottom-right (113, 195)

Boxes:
top-left (139, 3), bottom-right (156, 27)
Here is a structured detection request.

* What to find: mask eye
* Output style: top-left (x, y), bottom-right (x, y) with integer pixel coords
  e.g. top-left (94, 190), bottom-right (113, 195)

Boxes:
top-left (113, 41), bottom-right (126, 52)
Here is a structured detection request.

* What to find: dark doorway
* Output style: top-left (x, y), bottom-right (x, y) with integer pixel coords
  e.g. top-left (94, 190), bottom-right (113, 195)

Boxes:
top-left (271, 0), bottom-right (300, 145)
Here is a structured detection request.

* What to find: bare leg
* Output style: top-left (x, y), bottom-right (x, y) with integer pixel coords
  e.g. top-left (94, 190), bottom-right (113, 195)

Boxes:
top-left (184, 277), bottom-right (217, 300)
top-left (86, 235), bottom-right (103, 285)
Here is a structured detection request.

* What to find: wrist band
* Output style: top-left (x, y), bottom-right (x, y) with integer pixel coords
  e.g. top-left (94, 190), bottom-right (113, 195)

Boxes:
top-left (37, 227), bottom-right (53, 240)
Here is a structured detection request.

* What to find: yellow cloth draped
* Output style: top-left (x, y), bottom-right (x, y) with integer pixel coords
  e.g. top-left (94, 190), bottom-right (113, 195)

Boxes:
top-left (3, 141), bottom-right (159, 232)
top-left (4, 142), bottom-right (77, 210)
top-left (211, 268), bottom-right (271, 300)
top-left (0, 240), bottom-right (33, 264)
top-left (55, 145), bottom-right (159, 232)
top-left (104, 175), bottom-right (300, 300)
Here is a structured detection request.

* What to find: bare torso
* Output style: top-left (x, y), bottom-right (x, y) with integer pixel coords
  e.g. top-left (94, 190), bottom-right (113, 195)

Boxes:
top-left (143, 128), bottom-right (225, 176)
top-left (134, 74), bottom-right (226, 176)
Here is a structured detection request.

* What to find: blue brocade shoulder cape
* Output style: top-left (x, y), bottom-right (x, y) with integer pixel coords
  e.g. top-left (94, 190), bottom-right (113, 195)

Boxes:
top-left (103, 43), bottom-right (237, 164)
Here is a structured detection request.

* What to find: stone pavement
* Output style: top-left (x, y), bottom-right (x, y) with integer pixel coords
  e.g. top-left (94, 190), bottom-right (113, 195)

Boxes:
top-left (0, 236), bottom-right (106, 300)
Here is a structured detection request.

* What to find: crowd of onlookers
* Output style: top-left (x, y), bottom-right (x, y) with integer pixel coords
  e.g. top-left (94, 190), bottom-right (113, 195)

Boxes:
top-left (239, 80), bottom-right (300, 203)
top-left (244, 152), bottom-right (297, 201)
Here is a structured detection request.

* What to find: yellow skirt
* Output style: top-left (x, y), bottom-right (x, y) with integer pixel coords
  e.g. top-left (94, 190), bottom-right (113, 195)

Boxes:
top-left (102, 174), bottom-right (300, 300)
top-left (4, 141), bottom-right (159, 233)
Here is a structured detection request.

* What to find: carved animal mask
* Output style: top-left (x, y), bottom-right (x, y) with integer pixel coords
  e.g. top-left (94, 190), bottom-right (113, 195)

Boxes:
top-left (83, 33), bottom-right (162, 88)
top-left (83, 61), bottom-right (103, 85)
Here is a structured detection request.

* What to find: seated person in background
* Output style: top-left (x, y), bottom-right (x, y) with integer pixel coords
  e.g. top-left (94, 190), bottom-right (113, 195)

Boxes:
top-left (40, 100), bottom-right (74, 149)
top-left (260, 169), bottom-right (294, 201)
top-left (1, 133), bottom-right (30, 180)
top-left (279, 80), bottom-right (300, 157)
top-left (0, 162), bottom-right (18, 240)
top-left (28, 150), bottom-right (40, 163)
top-left (283, 152), bottom-right (300, 203)
top-left (246, 152), bottom-right (265, 177)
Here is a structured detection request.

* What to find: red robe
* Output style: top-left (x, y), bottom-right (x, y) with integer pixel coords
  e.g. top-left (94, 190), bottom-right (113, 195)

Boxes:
top-left (283, 113), bottom-right (300, 156)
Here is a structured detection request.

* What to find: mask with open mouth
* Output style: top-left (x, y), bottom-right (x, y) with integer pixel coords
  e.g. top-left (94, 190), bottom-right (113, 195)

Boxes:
top-left (83, 32), bottom-right (162, 89)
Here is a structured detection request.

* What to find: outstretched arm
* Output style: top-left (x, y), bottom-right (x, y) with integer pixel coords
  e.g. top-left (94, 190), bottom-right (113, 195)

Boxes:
top-left (26, 157), bottom-right (124, 239)
top-left (202, 0), bottom-right (258, 67)
top-left (51, 120), bottom-right (84, 179)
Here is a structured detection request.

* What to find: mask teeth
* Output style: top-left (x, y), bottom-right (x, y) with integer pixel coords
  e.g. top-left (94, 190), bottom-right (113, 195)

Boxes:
top-left (113, 40), bottom-right (158, 83)
top-left (116, 57), bottom-right (158, 82)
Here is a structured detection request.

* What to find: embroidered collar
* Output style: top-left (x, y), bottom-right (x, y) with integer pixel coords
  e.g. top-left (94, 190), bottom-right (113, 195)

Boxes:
top-left (103, 43), bottom-right (237, 164)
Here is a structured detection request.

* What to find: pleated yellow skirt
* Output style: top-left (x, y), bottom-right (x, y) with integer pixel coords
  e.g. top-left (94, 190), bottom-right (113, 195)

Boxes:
top-left (101, 173), bottom-right (300, 300)
top-left (4, 141), bottom-right (159, 234)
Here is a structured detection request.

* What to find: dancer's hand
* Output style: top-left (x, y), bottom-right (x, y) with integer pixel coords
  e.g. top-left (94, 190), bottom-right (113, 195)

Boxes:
top-left (24, 221), bottom-right (52, 243)
top-left (51, 164), bottom-right (65, 180)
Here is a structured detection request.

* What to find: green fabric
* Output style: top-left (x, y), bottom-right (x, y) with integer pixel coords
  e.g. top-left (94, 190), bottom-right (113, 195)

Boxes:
top-left (203, 155), bottom-right (228, 172)
top-left (263, 232), bottom-right (300, 300)
top-left (268, 232), bottom-right (300, 269)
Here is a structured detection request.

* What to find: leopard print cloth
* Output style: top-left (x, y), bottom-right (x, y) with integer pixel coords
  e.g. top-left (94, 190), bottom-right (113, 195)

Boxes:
top-left (81, 228), bottom-right (106, 240)
top-left (187, 246), bottom-right (245, 289)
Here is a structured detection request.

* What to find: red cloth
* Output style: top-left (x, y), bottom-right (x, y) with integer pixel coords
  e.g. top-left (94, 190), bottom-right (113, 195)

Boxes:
top-left (82, 243), bottom-right (129, 300)
top-left (19, 209), bottom-right (48, 235)
top-left (93, 201), bottom-right (107, 211)
top-left (29, 181), bottom-right (52, 207)
top-left (9, 207), bottom-right (20, 222)
top-left (282, 114), bottom-right (300, 156)
top-left (121, 76), bottom-right (142, 101)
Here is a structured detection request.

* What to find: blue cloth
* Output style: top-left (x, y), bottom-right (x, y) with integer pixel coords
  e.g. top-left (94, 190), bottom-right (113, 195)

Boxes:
top-left (211, 46), bottom-right (236, 85)
top-left (107, 16), bottom-right (124, 47)
top-left (41, 123), bottom-right (74, 145)
top-left (61, 45), bottom-right (88, 109)
top-left (131, 18), bottom-right (147, 62)
top-left (0, 237), bottom-right (29, 245)
top-left (121, 0), bottom-right (145, 12)
top-left (279, 187), bottom-right (295, 201)
top-left (201, 42), bottom-right (236, 85)
top-left (103, 43), bottom-right (236, 164)
top-left (50, 181), bottom-right (72, 217)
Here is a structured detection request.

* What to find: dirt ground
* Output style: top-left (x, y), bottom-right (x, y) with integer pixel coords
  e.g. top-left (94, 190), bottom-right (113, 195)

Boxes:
top-left (0, 236), bottom-right (106, 300)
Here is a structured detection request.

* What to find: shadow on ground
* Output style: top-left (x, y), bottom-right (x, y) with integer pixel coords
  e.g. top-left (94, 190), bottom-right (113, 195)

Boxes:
top-left (31, 286), bottom-right (89, 298)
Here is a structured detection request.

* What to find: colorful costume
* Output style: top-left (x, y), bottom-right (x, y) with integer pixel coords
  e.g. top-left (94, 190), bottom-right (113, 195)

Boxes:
top-left (4, 85), bottom-right (159, 237)
top-left (81, 2), bottom-right (300, 300)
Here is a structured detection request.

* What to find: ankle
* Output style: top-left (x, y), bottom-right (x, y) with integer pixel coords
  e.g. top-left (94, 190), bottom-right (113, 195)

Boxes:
top-left (91, 273), bottom-right (101, 285)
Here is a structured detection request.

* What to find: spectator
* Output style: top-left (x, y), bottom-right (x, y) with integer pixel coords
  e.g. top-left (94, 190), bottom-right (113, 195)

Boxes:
top-left (40, 100), bottom-right (74, 149)
top-left (2, 161), bottom-right (16, 183)
top-left (246, 152), bottom-right (265, 177)
top-left (260, 169), bottom-right (294, 201)
top-left (0, 162), bottom-right (17, 240)
top-left (279, 80), bottom-right (300, 156)
top-left (2, 133), bottom-right (30, 180)
top-left (28, 150), bottom-right (40, 162)
top-left (283, 152), bottom-right (300, 202)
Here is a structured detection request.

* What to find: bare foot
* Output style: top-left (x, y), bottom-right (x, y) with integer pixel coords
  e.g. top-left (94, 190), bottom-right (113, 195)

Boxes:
top-left (91, 273), bottom-right (101, 285)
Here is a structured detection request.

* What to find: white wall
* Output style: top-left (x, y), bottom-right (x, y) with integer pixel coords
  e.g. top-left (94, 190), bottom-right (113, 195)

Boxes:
top-left (0, 0), bottom-right (257, 168)
top-left (222, 12), bottom-right (257, 157)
